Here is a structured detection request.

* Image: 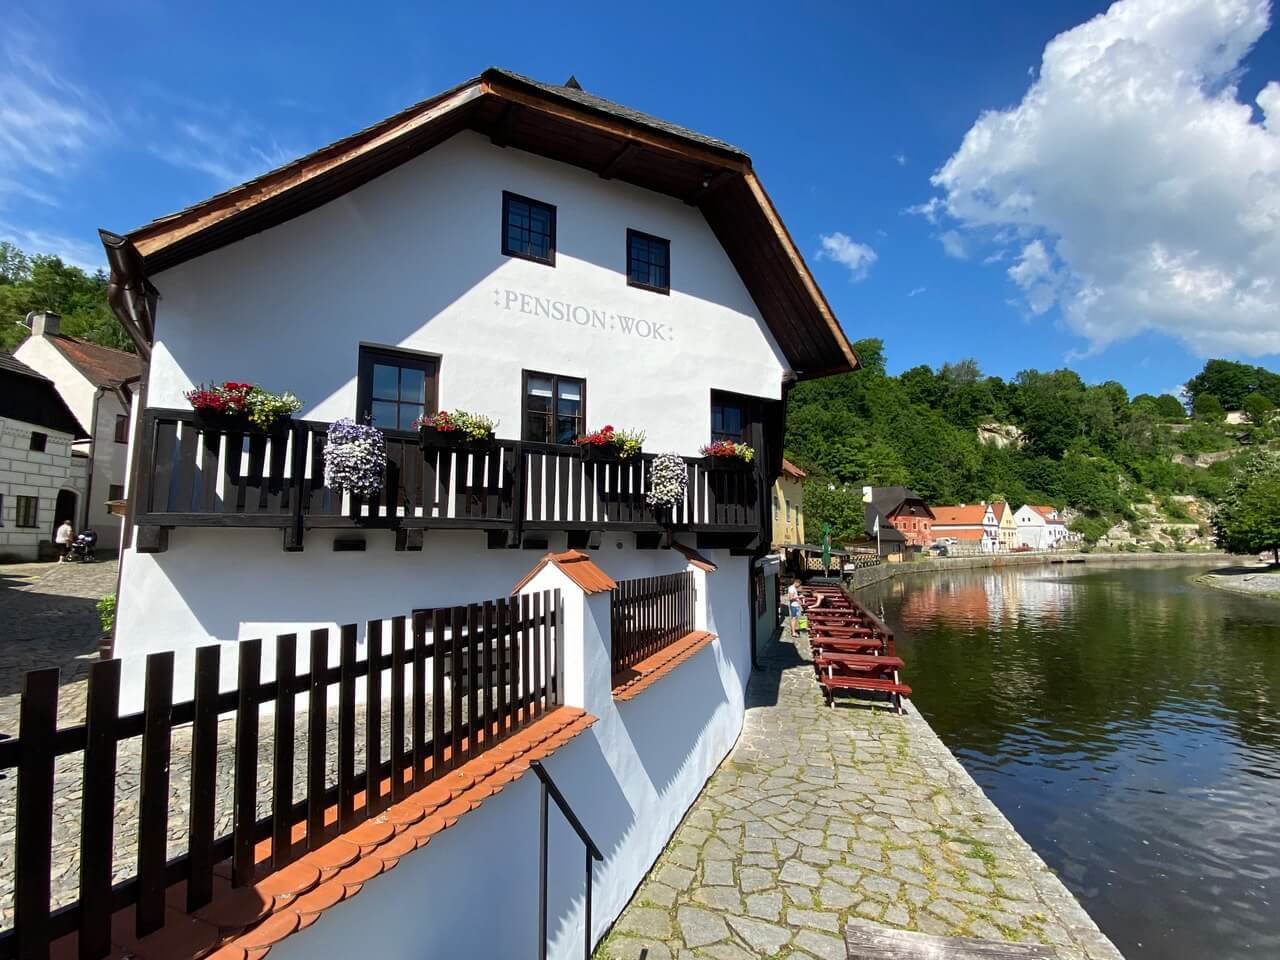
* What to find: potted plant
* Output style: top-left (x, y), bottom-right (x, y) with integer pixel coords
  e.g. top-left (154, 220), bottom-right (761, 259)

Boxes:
top-left (324, 418), bottom-right (386, 498)
top-left (700, 440), bottom-right (755, 471)
top-left (416, 410), bottom-right (499, 451)
top-left (645, 452), bottom-right (689, 524)
top-left (186, 381), bottom-right (302, 434)
top-left (575, 425), bottom-right (645, 462)
top-left (186, 381), bottom-right (253, 430)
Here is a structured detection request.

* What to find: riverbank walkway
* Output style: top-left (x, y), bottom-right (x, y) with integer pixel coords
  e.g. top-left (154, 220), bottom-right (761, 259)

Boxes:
top-left (597, 631), bottom-right (1122, 960)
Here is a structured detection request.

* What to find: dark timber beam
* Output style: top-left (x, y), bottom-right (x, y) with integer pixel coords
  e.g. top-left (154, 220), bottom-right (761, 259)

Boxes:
top-left (395, 528), bottom-right (424, 552)
top-left (598, 141), bottom-right (637, 180)
top-left (685, 170), bottom-right (734, 206)
top-left (136, 526), bottom-right (169, 554)
top-left (489, 102), bottom-right (516, 147)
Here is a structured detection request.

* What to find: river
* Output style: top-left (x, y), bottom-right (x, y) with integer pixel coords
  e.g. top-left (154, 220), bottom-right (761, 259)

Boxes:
top-left (857, 562), bottom-right (1280, 960)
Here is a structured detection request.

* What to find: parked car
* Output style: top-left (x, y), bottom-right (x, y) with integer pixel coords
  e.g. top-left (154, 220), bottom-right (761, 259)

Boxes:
top-left (928, 543), bottom-right (949, 557)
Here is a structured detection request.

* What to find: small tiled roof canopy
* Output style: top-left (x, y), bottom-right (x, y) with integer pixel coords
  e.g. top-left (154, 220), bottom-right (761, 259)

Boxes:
top-left (0, 353), bottom-right (88, 438)
top-left (99, 68), bottom-right (858, 379)
top-left (671, 542), bottom-right (717, 573)
top-left (511, 550), bottom-right (617, 595)
top-left (780, 458), bottom-right (806, 479)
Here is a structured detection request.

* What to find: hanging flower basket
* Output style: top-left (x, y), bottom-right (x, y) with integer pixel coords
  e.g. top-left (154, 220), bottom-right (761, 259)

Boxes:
top-left (700, 440), bottom-right (755, 472)
top-left (324, 419), bottom-right (386, 499)
top-left (645, 452), bottom-right (688, 516)
top-left (416, 411), bottom-right (498, 452)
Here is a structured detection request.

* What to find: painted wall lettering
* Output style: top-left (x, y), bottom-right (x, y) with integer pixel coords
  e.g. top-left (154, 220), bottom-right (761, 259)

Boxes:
top-left (493, 287), bottom-right (674, 344)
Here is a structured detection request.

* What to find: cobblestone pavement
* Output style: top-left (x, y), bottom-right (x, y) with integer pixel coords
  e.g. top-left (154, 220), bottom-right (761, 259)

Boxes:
top-left (0, 560), bottom-right (118, 734)
top-left (597, 633), bottom-right (1123, 960)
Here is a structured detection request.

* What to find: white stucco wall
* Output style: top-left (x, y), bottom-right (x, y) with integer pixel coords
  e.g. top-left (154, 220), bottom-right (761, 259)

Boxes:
top-left (143, 131), bottom-right (788, 451)
top-left (265, 550), bottom-right (752, 960)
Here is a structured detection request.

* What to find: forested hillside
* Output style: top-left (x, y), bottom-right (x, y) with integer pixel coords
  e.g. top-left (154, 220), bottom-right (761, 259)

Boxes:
top-left (0, 241), bottom-right (132, 353)
top-left (785, 340), bottom-right (1279, 545)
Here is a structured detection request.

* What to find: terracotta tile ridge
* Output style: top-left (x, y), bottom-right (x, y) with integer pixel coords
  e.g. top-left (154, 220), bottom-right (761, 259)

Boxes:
top-left (671, 542), bottom-right (717, 573)
top-left (51, 706), bottom-right (598, 960)
top-left (511, 549), bottom-right (616, 596)
top-left (612, 630), bottom-right (717, 701)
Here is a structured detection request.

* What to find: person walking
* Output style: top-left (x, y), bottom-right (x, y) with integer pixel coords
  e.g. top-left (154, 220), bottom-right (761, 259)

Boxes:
top-left (55, 518), bottom-right (74, 562)
top-left (787, 579), bottom-right (803, 639)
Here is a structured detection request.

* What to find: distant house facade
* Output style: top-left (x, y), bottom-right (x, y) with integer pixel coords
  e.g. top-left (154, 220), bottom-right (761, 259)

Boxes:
top-left (931, 503), bottom-right (999, 552)
top-left (1014, 504), bottom-right (1068, 549)
top-left (992, 501), bottom-right (1018, 551)
top-left (15, 311), bottom-right (141, 543)
top-left (772, 458), bottom-right (806, 547)
top-left (861, 485), bottom-right (934, 556)
top-left (0, 354), bottom-right (89, 559)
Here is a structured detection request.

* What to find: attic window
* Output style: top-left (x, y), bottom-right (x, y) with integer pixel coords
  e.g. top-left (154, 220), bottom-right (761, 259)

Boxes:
top-left (29, 432), bottom-right (47, 452)
top-left (627, 230), bottom-right (669, 294)
top-left (503, 191), bottom-right (556, 265)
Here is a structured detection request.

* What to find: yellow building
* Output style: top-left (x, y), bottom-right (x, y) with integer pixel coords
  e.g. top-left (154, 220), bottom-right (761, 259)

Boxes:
top-left (772, 459), bottom-right (806, 547)
top-left (992, 501), bottom-right (1018, 551)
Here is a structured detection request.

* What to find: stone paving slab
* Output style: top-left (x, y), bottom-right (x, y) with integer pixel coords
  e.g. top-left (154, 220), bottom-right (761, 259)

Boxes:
top-left (596, 632), bottom-right (1124, 960)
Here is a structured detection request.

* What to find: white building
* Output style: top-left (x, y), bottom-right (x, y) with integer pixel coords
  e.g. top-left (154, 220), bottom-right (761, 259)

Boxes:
top-left (0, 353), bottom-right (89, 560)
top-left (97, 69), bottom-right (858, 958)
top-left (15, 311), bottom-right (141, 547)
top-left (1014, 503), bottom-right (1069, 549)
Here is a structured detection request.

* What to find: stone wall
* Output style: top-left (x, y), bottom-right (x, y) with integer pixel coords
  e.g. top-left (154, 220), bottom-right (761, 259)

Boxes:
top-left (0, 417), bottom-right (86, 560)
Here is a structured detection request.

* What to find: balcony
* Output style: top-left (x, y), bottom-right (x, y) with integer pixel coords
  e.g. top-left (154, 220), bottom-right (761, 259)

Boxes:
top-left (132, 409), bottom-right (763, 553)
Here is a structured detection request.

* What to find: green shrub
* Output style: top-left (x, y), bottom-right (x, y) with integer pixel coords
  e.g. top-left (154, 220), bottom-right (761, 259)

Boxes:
top-left (96, 594), bottom-right (116, 635)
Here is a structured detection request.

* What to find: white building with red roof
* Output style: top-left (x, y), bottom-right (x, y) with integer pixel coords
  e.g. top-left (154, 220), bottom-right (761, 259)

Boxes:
top-left (1014, 503), bottom-right (1069, 549)
top-left (930, 503), bottom-right (999, 552)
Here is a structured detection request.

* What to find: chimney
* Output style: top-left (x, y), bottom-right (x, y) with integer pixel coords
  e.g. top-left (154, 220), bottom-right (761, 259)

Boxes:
top-left (27, 311), bottom-right (61, 337)
top-left (564, 74), bottom-right (583, 90)
top-left (862, 485), bottom-right (873, 503)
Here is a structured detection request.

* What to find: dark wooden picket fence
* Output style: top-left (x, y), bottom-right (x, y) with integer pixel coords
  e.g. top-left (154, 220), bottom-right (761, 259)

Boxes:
top-left (131, 410), bottom-right (762, 552)
top-left (609, 572), bottom-right (696, 676)
top-left (0, 590), bottom-right (562, 959)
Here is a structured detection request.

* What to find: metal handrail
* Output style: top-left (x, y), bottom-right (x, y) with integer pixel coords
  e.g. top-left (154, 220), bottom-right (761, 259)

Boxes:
top-left (530, 760), bottom-right (603, 960)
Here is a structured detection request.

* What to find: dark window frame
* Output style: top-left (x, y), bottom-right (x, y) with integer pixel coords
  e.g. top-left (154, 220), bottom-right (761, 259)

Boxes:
top-left (29, 431), bottom-right (47, 452)
top-left (114, 414), bottom-right (129, 444)
top-left (108, 483), bottom-right (125, 502)
top-left (521, 370), bottom-right (586, 445)
top-left (710, 391), bottom-right (750, 444)
top-left (15, 495), bottom-right (38, 529)
top-left (626, 229), bottom-right (670, 295)
top-left (356, 344), bottom-right (441, 433)
top-left (502, 191), bottom-right (557, 267)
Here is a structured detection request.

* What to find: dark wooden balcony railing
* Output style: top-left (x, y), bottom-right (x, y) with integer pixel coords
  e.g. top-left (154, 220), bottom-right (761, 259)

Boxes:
top-left (132, 410), bottom-right (763, 552)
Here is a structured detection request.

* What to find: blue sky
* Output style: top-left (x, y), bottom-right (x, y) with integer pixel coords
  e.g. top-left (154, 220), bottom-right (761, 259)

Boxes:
top-left (3, 0), bottom-right (1279, 397)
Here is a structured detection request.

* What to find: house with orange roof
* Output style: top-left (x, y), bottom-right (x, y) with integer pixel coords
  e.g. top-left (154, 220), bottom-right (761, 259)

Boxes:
top-left (930, 503), bottom-right (999, 553)
top-left (991, 501), bottom-right (1018, 551)
top-left (1014, 503), bottom-right (1069, 549)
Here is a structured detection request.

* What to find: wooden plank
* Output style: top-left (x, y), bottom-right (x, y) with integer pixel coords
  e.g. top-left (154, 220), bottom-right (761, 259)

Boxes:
top-left (552, 590), bottom-right (565, 707)
top-left (467, 603), bottom-right (480, 754)
top-left (79, 659), bottom-right (121, 957)
top-left (232, 639), bottom-right (261, 887)
top-left (271, 633), bottom-right (297, 868)
top-left (15, 669), bottom-right (58, 960)
top-left (495, 598), bottom-right (509, 737)
top-left (240, 432), bottom-right (268, 512)
top-left (186, 646), bottom-right (220, 910)
top-left (541, 589), bottom-right (554, 713)
top-left (200, 427), bottom-right (221, 512)
top-left (150, 419), bottom-right (178, 513)
top-left (306, 629), bottom-right (328, 848)
top-left (365, 620), bottom-right (382, 815)
top-left (422, 446), bottom-right (438, 517)
top-left (557, 452), bottom-right (570, 523)
top-left (223, 428), bottom-right (246, 514)
top-left (390, 617), bottom-right (407, 801)
top-left (520, 593), bottom-right (532, 720)
top-left (450, 606), bottom-right (465, 759)
top-left (412, 612), bottom-right (428, 787)
top-left (174, 420), bottom-right (199, 513)
top-left (531, 592), bottom-right (543, 719)
top-left (529, 452), bottom-right (544, 522)
top-left (337, 624), bottom-right (357, 830)
top-left (431, 609), bottom-right (446, 776)
top-left (436, 449), bottom-right (452, 519)
top-left (481, 601), bottom-right (494, 742)
top-left (136, 652), bottom-right (174, 936)
top-left (844, 918), bottom-right (1060, 959)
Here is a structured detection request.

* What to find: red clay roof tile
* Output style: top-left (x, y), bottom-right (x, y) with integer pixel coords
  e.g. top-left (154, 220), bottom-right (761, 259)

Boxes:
top-left (49, 335), bottom-right (144, 387)
top-left (511, 549), bottom-right (616, 595)
top-left (671, 542), bottom-right (718, 572)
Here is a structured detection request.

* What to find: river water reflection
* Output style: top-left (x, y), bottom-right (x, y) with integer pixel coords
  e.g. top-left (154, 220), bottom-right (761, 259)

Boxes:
top-left (858, 563), bottom-right (1280, 960)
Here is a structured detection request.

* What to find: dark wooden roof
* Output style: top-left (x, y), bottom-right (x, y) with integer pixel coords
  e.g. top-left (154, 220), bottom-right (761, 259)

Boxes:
top-left (109, 69), bottom-right (857, 380)
top-left (0, 354), bottom-right (89, 438)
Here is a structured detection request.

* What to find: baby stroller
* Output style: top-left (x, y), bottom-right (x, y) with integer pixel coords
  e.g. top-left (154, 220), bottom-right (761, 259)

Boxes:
top-left (68, 529), bottom-right (98, 563)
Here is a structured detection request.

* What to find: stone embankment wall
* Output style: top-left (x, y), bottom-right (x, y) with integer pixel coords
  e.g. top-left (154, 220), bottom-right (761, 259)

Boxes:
top-left (844, 551), bottom-right (1232, 593)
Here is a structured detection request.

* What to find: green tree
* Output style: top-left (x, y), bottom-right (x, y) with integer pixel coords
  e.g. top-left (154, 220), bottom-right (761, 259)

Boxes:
top-left (1186, 358), bottom-right (1280, 410)
top-left (803, 482), bottom-right (867, 544)
top-left (1192, 393), bottom-right (1225, 422)
top-left (1011, 369), bottom-right (1086, 458)
top-left (0, 243), bottom-right (131, 353)
top-left (1242, 392), bottom-right (1275, 425)
top-left (1155, 394), bottom-right (1188, 420)
top-left (1213, 451), bottom-right (1280, 563)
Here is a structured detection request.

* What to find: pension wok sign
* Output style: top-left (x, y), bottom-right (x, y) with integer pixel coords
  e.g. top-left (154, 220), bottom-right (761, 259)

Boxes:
top-left (493, 287), bottom-right (674, 344)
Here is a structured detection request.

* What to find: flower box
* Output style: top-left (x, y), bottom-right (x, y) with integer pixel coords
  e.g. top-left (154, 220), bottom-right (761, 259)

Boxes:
top-left (580, 443), bottom-right (622, 463)
top-left (419, 425), bottom-right (496, 451)
top-left (701, 454), bottom-right (753, 472)
top-left (193, 408), bottom-right (252, 432)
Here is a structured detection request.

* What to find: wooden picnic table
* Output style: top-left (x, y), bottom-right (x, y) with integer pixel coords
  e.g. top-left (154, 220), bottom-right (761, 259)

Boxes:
top-left (814, 653), bottom-right (904, 673)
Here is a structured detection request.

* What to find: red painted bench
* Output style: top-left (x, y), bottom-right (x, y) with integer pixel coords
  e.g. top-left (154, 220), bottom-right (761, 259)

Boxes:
top-left (817, 674), bottom-right (911, 713)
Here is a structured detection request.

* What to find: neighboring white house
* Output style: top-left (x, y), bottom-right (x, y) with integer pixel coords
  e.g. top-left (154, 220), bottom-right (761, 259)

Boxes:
top-left (1014, 503), bottom-right (1069, 549)
top-left (97, 69), bottom-right (858, 959)
top-left (0, 353), bottom-right (89, 560)
top-left (15, 311), bottom-right (142, 547)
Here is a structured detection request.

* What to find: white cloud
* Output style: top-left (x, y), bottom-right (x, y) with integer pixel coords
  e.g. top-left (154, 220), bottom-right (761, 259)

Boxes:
top-left (893, 151), bottom-right (908, 166)
top-left (940, 229), bottom-right (969, 260)
top-left (151, 118), bottom-right (299, 188)
top-left (0, 221), bottom-right (104, 271)
top-left (0, 24), bottom-right (105, 197)
top-left (816, 232), bottom-right (878, 281)
top-left (917, 0), bottom-right (1280, 356)
top-left (907, 286), bottom-right (927, 297)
